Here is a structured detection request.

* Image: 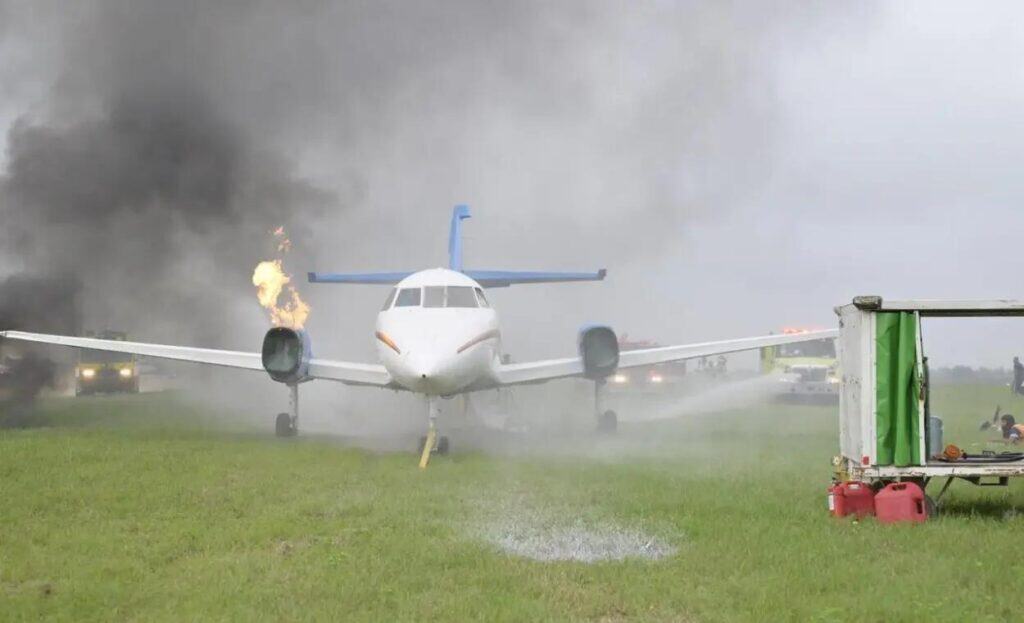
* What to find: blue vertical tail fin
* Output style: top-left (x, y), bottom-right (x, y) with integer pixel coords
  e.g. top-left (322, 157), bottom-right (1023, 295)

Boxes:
top-left (448, 204), bottom-right (471, 271)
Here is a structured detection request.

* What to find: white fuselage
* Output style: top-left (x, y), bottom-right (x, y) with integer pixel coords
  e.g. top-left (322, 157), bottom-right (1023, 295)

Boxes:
top-left (374, 268), bottom-right (501, 395)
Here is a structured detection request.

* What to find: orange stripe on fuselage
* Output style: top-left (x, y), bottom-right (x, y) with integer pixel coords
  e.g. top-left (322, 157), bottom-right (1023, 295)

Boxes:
top-left (375, 331), bottom-right (401, 354)
top-left (456, 329), bottom-right (500, 354)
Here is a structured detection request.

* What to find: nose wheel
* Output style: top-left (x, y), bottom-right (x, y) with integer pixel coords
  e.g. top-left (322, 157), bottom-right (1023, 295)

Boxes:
top-left (418, 434), bottom-right (450, 455)
top-left (275, 384), bottom-right (299, 437)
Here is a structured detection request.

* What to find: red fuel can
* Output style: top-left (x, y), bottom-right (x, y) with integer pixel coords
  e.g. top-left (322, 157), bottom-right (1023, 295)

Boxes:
top-left (874, 482), bottom-right (928, 523)
top-left (828, 481), bottom-right (875, 518)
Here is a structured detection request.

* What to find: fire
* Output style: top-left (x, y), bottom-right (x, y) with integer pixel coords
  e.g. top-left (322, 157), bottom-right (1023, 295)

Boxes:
top-left (272, 226), bottom-right (292, 253)
top-left (252, 227), bottom-right (309, 329)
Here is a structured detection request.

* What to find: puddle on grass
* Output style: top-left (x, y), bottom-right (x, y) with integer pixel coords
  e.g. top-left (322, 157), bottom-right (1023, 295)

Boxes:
top-left (474, 496), bottom-right (678, 563)
top-left (484, 517), bottom-right (676, 563)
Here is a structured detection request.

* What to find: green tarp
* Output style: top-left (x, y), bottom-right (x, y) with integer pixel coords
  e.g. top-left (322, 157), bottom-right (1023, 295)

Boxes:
top-left (875, 312), bottom-right (921, 466)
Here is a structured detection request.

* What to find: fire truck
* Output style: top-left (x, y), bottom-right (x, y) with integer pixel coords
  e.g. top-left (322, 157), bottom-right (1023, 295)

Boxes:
top-left (75, 331), bottom-right (139, 396)
top-left (606, 336), bottom-right (687, 392)
top-left (760, 328), bottom-right (838, 403)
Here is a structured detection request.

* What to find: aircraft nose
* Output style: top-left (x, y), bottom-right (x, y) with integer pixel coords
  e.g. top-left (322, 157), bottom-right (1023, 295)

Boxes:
top-left (407, 355), bottom-right (441, 383)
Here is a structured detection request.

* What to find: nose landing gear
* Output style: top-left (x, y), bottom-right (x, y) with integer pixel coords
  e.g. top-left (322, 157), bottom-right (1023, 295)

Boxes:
top-left (419, 396), bottom-right (452, 468)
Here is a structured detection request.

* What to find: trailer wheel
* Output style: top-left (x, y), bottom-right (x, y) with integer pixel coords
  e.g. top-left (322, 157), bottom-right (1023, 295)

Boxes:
top-left (924, 495), bottom-right (937, 518)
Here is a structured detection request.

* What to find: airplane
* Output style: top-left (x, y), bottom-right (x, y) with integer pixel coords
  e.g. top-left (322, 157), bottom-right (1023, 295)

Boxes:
top-left (1, 205), bottom-right (837, 467)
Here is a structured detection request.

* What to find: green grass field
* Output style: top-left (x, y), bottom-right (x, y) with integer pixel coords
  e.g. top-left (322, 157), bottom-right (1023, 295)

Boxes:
top-left (3, 384), bottom-right (1024, 622)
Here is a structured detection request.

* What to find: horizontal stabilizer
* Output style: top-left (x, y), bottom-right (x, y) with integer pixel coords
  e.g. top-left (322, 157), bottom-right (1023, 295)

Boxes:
top-left (464, 269), bottom-right (607, 288)
top-left (308, 272), bottom-right (414, 285)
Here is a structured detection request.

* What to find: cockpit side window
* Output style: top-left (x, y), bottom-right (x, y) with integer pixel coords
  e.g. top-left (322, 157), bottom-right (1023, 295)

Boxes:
top-left (381, 288), bottom-right (397, 311)
top-left (446, 286), bottom-right (478, 308)
top-left (423, 286), bottom-right (445, 308)
top-left (394, 288), bottom-right (421, 307)
top-left (474, 287), bottom-right (489, 308)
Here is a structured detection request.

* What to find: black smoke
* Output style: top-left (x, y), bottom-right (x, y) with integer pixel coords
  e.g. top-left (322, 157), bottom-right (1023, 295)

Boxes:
top-left (0, 274), bottom-right (81, 335)
top-left (0, 1), bottom-right (341, 346)
top-left (0, 274), bottom-right (79, 421)
top-left (1, 86), bottom-right (330, 343)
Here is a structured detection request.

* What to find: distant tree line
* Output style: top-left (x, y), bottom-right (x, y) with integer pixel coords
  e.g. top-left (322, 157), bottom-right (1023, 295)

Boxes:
top-left (930, 366), bottom-right (1010, 384)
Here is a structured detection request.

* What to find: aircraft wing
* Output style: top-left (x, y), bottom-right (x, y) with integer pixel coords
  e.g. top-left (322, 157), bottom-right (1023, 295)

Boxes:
top-left (493, 329), bottom-right (838, 387)
top-left (0, 330), bottom-right (394, 387)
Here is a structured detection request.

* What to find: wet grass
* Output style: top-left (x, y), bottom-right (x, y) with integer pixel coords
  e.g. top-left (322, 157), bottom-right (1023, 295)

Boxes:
top-left (2, 385), bottom-right (1024, 621)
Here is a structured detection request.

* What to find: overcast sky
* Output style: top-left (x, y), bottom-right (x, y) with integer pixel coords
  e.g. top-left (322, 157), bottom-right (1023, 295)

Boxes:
top-left (2, 1), bottom-right (1023, 368)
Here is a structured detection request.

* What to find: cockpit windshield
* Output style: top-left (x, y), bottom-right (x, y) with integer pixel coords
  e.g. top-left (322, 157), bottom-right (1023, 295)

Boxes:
top-left (385, 286), bottom-right (480, 309)
top-left (474, 287), bottom-right (489, 308)
top-left (423, 286), bottom-right (445, 308)
top-left (394, 288), bottom-right (421, 307)
top-left (381, 288), bottom-right (397, 311)
top-left (446, 286), bottom-right (477, 308)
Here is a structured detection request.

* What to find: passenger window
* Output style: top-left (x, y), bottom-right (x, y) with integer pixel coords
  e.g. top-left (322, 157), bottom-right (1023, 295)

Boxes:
top-left (474, 287), bottom-right (489, 308)
top-left (423, 286), bottom-right (445, 308)
top-left (395, 288), bottom-right (421, 307)
top-left (381, 288), bottom-right (397, 311)
top-left (447, 286), bottom-right (478, 308)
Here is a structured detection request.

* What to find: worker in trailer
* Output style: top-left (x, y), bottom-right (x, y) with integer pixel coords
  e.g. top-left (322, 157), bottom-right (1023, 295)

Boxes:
top-left (998, 414), bottom-right (1024, 443)
top-left (1013, 356), bottom-right (1024, 396)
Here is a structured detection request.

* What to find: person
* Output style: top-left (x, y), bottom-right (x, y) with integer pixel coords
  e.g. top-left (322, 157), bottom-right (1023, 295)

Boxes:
top-left (1014, 356), bottom-right (1024, 396)
top-left (999, 414), bottom-right (1024, 444)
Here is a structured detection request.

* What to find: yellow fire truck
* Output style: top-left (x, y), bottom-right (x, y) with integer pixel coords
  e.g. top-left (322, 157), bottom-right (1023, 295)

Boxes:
top-left (760, 328), bottom-right (838, 403)
top-left (75, 331), bottom-right (139, 396)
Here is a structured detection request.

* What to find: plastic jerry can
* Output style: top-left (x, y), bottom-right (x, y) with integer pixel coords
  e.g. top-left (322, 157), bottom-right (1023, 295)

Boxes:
top-left (828, 481), bottom-right (875, 518)
top-left (874, 482), bottom-right (928, 523)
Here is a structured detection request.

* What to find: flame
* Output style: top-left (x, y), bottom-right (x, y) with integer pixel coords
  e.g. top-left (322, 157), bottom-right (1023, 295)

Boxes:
top-left (253, 228), bottom-right (309, 329)
top-left (272, 226), bottom-right (292, 253)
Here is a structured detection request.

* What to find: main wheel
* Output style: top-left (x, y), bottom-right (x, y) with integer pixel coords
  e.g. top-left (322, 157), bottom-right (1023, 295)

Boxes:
top-left (436, 436), bottom-right (450, 455)
top-left (275, 412), bottom-right (295, 437)
top-left (597, 410), bottom-right (618, 433)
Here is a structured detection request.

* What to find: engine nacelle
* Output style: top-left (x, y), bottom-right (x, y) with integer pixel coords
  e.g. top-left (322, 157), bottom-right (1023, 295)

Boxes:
top-left (577, 325), bottom-right (619, 380)
top-left (261, 327), bottom-right (312, 384)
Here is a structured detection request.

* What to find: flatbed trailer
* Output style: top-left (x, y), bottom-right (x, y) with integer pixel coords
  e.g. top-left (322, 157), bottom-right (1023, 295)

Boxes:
top-left (835, 297), bottom-right (1024, 507)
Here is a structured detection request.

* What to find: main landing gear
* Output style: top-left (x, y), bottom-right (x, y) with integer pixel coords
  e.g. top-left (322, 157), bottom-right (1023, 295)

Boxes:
top-left (275, 383), bottom-right (299, 437)
top-left (594, 379), bottom-right (618, 434)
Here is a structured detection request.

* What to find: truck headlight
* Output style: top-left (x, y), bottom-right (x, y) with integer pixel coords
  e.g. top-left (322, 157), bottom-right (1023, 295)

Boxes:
top-left (612, 373), bottom-right (629, 384)
top-left (828, 376), bottom-right (839, 384)
top-left (119, 368), bottom-right (133, 378)
top-left (649, 373), bottom-right (664, 383)
top-left (81, 368), bottom-right (96, 379)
